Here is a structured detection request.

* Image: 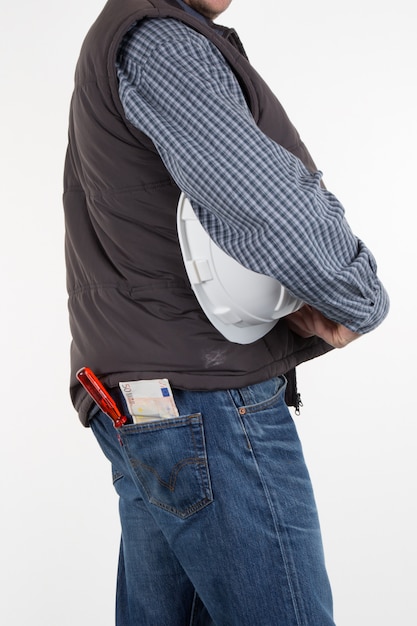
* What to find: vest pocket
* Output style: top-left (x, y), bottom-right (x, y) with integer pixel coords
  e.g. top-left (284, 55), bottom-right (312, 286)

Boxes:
top-left (118, 414), bottom-right (213, 519)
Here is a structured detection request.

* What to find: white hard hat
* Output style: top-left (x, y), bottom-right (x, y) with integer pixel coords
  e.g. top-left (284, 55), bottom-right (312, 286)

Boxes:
top-left (177, 194), bottom-right (303, 344)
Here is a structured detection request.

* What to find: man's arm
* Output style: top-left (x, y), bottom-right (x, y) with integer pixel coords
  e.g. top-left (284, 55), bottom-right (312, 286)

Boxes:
top-left (117, 18), bottom-right (389, 335)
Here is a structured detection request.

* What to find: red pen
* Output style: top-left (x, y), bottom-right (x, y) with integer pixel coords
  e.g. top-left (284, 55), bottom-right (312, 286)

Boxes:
top-left (76, 367), bottom-right (128, 428)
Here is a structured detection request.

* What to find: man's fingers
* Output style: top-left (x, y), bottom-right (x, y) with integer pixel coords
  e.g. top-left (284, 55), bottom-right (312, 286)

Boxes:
top-left (284, 306), bottom-right (316, 337)
top-left (285, 305), bottom-right (361, 348)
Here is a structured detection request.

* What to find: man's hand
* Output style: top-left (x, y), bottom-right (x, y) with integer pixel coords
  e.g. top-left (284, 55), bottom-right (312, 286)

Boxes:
top-left (285, 304), bottom-right (361, 349)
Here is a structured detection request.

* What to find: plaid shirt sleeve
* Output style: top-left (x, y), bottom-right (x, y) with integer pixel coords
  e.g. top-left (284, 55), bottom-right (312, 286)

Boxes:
top-left (116, 18), bottom-right (389, 333)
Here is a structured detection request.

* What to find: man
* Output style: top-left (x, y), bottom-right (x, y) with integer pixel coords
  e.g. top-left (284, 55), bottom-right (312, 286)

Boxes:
top-left (63, 0), bottom-right (389, 624)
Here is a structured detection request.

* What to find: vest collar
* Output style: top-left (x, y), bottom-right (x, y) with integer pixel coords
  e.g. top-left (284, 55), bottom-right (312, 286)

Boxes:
top-left (174, 0), bottom-right (211, 23)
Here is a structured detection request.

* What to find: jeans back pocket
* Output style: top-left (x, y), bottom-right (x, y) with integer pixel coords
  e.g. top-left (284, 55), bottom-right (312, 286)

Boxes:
top-left (119, 414), bottom-right (213, 519)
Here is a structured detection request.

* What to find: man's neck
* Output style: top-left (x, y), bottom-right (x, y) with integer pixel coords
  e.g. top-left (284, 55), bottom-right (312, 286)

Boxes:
top-left (174, 0), bottom-right (211, 23)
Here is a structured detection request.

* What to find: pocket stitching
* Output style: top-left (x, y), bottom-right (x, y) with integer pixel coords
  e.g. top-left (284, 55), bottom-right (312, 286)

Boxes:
top-left (132, 456), bottom-right (208, 493)
top-left (243, 387), bottom-right (286, 414)
top-left (229, 377), bottom-right (287, 415)
top-left (120, 414), bottom-right (213, 519)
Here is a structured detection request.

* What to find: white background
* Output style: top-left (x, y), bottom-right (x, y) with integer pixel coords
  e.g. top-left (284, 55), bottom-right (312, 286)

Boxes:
top-left (0, 0), bottom-right (415, 624)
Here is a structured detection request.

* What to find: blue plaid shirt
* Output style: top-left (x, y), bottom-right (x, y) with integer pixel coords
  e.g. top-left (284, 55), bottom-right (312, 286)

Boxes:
top-left (116, 17), bottom-right (389, 333)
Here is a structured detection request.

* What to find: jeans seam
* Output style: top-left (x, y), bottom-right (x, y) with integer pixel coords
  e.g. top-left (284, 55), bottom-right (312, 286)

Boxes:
top-left (189, 415), bottom-right (209, 503)
top-left (189, 590), bottom-right (198, 626)
top-left (249, 447), bottom-right (306, 625)
top-left (233, 397), bottom-right (305, 622)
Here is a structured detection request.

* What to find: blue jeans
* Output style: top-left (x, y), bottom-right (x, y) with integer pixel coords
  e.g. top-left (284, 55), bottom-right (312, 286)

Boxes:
top-left (90, 376), bottom-right (334, 625)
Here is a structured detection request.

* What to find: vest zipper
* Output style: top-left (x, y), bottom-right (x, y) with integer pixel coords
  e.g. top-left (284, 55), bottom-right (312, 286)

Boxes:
top-left (294, 393), bottom-right (303, 416)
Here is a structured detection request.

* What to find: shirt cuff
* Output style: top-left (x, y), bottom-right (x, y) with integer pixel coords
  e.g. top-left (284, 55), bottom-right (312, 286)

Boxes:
top-left (346, 282), bottom-right (390, 334)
